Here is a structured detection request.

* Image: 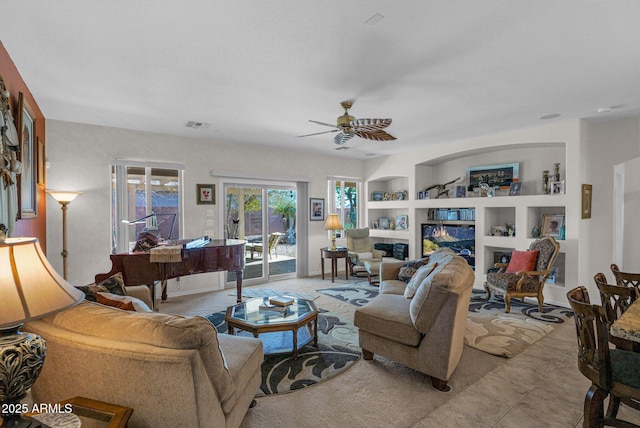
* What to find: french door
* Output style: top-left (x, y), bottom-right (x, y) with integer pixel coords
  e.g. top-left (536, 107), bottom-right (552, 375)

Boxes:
top-left (224, 182), bottom-right (297, 285)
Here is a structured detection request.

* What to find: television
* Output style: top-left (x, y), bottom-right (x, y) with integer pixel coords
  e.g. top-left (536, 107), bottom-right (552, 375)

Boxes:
top-left (421, 223), bottom-right (476, 268)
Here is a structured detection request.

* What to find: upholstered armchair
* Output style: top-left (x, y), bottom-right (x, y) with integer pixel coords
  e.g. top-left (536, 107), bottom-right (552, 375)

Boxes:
top-left (485, 236), bottom-right (560, 313)
top-left (345, 228), bottom-right (385, 276)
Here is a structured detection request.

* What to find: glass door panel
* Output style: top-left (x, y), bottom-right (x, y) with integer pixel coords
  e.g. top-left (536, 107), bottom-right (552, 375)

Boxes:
top-left (225, 184), bottom-right (297, 285)
top-left (226, 186), bottom-right (264, 281)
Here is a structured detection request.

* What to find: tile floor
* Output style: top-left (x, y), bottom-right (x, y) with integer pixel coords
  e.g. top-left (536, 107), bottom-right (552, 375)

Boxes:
top-left (161, 280), bottom-right (640, 428)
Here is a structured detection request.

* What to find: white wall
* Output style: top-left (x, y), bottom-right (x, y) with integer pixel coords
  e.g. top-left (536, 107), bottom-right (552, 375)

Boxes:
top-left (45, 120), bottom-right (363, 293)
top-left (624, 157), bottom-right (640, 271)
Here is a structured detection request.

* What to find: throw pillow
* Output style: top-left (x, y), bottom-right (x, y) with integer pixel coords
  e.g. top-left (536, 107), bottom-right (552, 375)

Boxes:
top-left (404, 262), bottom-right (439, 298)
top-left (97, 272), bottom-right (128, 296)
top-left (75, 283), bottom-right (109, 302)
top-left (96, 292), bottom-right (153, 312)
top-left (397, 258), bottom-right (428, 282)
top-left (506, 250), bottom-right (539, 273)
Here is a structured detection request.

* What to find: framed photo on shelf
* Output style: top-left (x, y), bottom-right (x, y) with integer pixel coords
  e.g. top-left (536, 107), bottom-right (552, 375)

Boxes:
top-left (551, 180), bottom-right (565, 195)
top-left (509, 181), bottom-right (522, 196)
top-left (371, 191), bottom-right (384, 201)
top-left (395, 215), bottom-right (408, 230)
top-left (541, 214), bottom-right (565, 237)
top-left (582, 184), bottom-right (592, 219)
top-left (196, 184), bottom-right (215, 204)
top-left (309, 198), bottom-right (325, 221)
top-left (378, 217), bottom-right (390, 230)
top-left (371, 221), bottom-right (379, 229)
top-left (465, 162), bottom-right (519, 189)
top-left (455, 185), bottom-right (466, 198)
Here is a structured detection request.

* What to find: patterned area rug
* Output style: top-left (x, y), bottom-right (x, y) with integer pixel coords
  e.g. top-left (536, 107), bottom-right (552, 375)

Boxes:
top-left (317, 285), bottom-right (573, 359)
top-left (206, 308), bottom-right (360, 396)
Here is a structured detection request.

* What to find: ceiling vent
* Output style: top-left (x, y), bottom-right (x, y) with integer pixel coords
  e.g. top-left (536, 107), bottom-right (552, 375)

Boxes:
top-left (335, 146), bottom-right (350, 151)
top-left (185, 121), bottom-right (211, 129)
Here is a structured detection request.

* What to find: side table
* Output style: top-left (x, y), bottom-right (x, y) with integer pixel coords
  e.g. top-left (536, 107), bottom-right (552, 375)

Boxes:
top-left (27, 396), bottom-right (133, 428)
top-left (320, 247), bottom-right (349, 282)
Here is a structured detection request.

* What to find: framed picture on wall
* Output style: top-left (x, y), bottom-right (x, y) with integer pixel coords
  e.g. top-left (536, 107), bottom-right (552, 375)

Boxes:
top-left (17, 92), bottom-right (37, 218)
top-left (582, 184), bottom-right (592, 219)
top-left (310, 198), bottom-right (324, 221)
top-left (196, 184), bottom-right (215, 204)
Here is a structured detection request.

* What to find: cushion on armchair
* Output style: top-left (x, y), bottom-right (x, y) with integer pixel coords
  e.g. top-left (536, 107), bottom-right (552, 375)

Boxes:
top-left (505, 250), bottom-right (539, 273)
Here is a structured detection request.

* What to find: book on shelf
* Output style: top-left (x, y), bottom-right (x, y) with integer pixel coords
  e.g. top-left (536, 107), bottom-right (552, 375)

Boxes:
top-left (269, 296), bottom-right (294, 307)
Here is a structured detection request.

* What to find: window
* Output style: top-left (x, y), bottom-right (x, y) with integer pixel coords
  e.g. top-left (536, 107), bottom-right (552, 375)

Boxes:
top-left (111, 161), bottom-right (183, 253)
top-left (328, 177), bottom-right (362, 238)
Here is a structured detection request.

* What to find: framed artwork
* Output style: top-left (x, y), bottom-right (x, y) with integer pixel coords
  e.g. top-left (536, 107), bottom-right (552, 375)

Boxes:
top-left (541, 214), bottom-right (565, 237)
top-left (466, 162), bottom-right (519, 189)
top-left (17, 92), bottom-right (37, 218)
top-left (582, 184), bottom-right (592, 219)
top-left (551, 180), bottom-right (565, 195)
top-left (310, 198), bottom-right (324, 221)
top-left (196, 184), bottom-right (215, 204)
top-left (395, 215), bottom-right (408, 230)
top-left (378, 217), bottom-right (390, 229)
top-left (509, 182), bottom-right (522, 196)
top-left (371, 191), bottom-right (384, 201)
top-left (455, 185), bottom-right (466, 198)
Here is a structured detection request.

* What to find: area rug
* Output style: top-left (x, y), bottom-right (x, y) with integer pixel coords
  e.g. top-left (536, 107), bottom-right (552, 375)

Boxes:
top-left (206, 308), bottom-right (360, 396)
top-left (317, 285), bottom-right (573, 358)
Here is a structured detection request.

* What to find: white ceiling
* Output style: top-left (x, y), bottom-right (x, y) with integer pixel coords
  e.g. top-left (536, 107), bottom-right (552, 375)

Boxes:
top-left (2, 1), bottom-right (640, 159)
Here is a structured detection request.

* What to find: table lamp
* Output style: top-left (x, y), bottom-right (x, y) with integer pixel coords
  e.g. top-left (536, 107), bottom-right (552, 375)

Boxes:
top-left (323, 213), bottom-right (343, 251)
top-left (0, 238), bottom-right (85, 426)
top-left (46, 190), bottom-right (82, 280)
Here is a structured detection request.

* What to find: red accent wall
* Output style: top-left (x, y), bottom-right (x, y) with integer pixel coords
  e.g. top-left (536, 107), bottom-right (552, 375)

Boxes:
top-left (0, 42), bottom-right (47, 248)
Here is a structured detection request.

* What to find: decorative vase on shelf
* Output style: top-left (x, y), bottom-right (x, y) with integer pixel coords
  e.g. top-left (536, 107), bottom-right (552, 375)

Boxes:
top-left (558, 225), bottom-right (566, 240)
top-left (531, 226), bottom-right (541, 238)
top-left (542, 170), bottom-right (551, 194)
top-left (554, 163), bottom-right (561, 182)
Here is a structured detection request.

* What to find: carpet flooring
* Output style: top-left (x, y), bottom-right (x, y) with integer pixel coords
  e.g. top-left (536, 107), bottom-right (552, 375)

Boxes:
top-left (317, 285), bottom-right (573, 358)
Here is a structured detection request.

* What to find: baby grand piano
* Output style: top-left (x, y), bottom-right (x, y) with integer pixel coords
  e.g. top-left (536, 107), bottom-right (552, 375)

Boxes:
top-left (95, 238), bottom-right (246, 308)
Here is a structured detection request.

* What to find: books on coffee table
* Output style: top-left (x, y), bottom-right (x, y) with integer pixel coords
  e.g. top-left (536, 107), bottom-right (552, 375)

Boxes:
top-left (268, 296), bottom-right (294, 307)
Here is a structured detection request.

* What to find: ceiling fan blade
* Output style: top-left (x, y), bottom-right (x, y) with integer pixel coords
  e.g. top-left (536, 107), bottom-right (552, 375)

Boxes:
top-left (297, 129), bottom-right (339, 138)
top-left (354, 129), bottom-right (397, 141)
top-left (333, 132), bottom-right (355, 146)
top-left (309, 120), bottom-right (339, 129)
top-left (352, 118), bottom-right (392, 132)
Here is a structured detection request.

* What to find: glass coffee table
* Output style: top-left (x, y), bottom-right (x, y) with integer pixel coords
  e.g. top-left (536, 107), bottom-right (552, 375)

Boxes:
top-left (225, 297), bottom-right (318, 358)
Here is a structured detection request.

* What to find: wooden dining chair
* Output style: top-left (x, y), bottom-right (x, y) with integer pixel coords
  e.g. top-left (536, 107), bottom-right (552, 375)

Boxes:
top-left (566, 286), bottom-right (640, 427)
top-left (594, 272), bottom-right (640, 352)
top-left (611, 264), bottom-right (640, 296)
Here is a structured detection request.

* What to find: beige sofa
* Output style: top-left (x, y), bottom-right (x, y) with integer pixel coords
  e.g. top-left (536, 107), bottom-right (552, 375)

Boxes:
top-left (354, 253), bottom-right (474, 391)
top-left (25, 300), bottom-right (263, 428)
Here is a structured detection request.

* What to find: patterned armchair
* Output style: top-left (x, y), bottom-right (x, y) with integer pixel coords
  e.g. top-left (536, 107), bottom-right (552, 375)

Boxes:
top-left (345, 228), bottom-right (385, 276)
top-left (484, 236), bottom-right (560, 313)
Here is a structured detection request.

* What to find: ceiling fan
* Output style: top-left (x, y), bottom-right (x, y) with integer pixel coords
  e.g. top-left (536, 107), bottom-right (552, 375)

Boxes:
top-left (298, 101), bottom-right (396, 146)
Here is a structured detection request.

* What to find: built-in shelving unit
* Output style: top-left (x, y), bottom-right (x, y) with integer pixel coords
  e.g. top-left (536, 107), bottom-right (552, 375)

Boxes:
top-left (365, 141), bottom-right (575, 306)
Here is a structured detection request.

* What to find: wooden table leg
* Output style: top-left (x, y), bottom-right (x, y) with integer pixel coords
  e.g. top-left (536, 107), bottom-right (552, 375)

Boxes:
top-left (331, 258), bottom-right (336, 282)
top-left (345, 256), bottom-right (349, 280)
top-left (321, 250), bottom-right (325, 280)
top-left (293, 327), bottom-right (299, 358)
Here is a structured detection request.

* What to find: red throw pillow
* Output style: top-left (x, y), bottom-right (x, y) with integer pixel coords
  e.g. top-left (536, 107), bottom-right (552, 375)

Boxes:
top-left (506, 250), bottom-right (539, 273)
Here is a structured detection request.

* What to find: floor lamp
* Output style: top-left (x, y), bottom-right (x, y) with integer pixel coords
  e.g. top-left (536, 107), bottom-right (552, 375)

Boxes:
top-left (46, 190), bottom-right (82, 280)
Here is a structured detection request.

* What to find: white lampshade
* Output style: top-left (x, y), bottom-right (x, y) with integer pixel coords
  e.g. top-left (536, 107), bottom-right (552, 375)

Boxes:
top-left (323, 213), bottom-right (343, 231)
top-left (46, 190), bottom-right (82, 203)
top-left (0, 238), bottom-right (84, 328)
